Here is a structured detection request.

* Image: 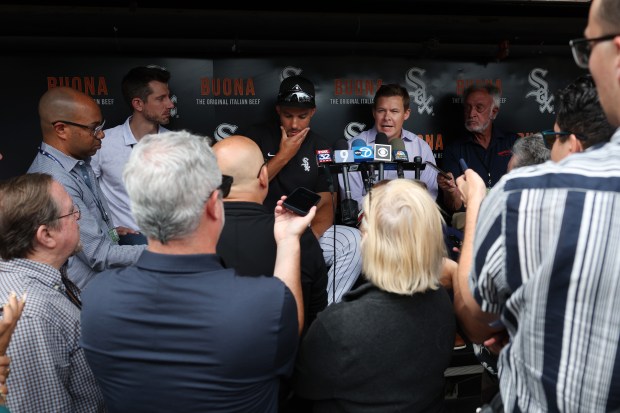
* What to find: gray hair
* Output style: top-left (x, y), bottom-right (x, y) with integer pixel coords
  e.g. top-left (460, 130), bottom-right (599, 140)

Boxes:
top-left (510, 134), bottom-right (550, 170)
top-left (123, 130), bottom-right (220, 243)
top-left (463, 84), bottom-right (502, 110)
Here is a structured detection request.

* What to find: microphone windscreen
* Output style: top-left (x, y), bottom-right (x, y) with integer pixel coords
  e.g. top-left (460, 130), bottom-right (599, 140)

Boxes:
top-left (375, 132), bottom-right (389, 145)
top-left (333, 138), bottom-right (350, 150)
top-left (351, 138), bottom-right (367, 148)
top-left (390, 138), bottom-right (407, 151)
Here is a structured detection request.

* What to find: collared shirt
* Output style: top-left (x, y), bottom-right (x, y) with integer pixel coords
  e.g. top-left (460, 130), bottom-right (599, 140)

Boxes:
top-left (442, 126), bottom-right (518, 189)
top-left (0, 259), bottom-right (105, 413)
top-left (343, 127), bottom-right (438, 206)
top-left (242, 122), bottom-right (331, 211)
top-left (218, 201), bottom-right (328, 330)
top-left (28, 142), bottom-right (145, 288)
top-left (81, 251), bottom-right (298, 413)
top-left (470, 129), bottom-right (620, 412)
top-left (91, 116), bottom-right (169, 230)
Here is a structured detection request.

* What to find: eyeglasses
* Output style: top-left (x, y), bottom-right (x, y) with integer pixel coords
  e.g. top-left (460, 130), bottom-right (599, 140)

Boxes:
top-left (570, 34), bottom-right (620, 69)
top-left (540, 130), bottom-right (588, 149)
top-left (219, 175), bottom-right (233, 198)
top-left (256, 160), bottom-right (268, 179)
top-left (51, 119), bottom-right (106, 137)
top-left (56, 205), bottom-right (81, 221)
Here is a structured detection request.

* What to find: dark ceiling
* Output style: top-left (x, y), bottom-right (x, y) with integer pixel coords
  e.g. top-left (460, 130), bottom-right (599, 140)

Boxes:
top-left (0, 1), bottom-right (590, 59)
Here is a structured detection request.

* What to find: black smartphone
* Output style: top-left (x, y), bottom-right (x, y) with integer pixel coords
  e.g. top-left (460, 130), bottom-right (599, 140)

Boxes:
top-left (283, 187), bottom-right (321, 216)
top-left (424, 161), bottom-right (451, 179)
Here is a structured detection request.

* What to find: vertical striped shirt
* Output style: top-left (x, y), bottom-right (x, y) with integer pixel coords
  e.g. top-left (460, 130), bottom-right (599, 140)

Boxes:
top-left (470, 129), bottom-right (620, 412)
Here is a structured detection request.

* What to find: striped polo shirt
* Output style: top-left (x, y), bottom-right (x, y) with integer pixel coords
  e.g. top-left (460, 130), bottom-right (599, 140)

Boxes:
top-left (471, 129), bottom-right (620, 412)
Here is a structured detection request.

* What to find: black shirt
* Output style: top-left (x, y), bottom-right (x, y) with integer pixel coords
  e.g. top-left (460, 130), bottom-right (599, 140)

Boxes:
top-left (217, 201), bottom-right (328, 331)
top-left (443, 126), bottom-right (518, 188)
top-left (242, 122), bottom-right (331, 211)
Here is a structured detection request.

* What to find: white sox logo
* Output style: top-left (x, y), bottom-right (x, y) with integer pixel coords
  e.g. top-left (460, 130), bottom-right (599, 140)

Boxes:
top-left (214, 123), bottom-right (238, 142)
top-left (170, 95), bottom-right (178, 118)
top-left (406, 67), bottom-right (434, 115)
top-left (301, 157), bottom-right (311, 172)
top-left (344, 122), bottom-right (366, 141)
top-left (525, 68), bottom-right (554, 114)
top-left (280, 66), bottom-right (303, 82)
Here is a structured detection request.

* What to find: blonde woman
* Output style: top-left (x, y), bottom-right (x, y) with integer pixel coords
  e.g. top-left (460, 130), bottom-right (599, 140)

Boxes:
top-left (293, 179), bottom-right (455, 412)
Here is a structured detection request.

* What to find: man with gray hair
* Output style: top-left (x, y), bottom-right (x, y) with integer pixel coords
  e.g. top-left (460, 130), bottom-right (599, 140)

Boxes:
top-left (80, 130), bottom-right (314, 413)
top-left (452, 0), bottom-right (620, 409)
top-left (507, 134), bottom-right (550, 171)
top-left (438, 84), bottom-right (518, 212)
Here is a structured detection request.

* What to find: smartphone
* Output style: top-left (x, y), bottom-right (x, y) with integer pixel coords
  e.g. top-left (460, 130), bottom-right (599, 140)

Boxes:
top-left (424, 161), bottom-right (451, 179)
top-left (283, 187), bottom-right (321, 216)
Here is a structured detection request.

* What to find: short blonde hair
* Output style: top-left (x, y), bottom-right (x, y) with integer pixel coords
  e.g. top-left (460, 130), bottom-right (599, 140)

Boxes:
top-left (361, 179), bottom-right (446, 295)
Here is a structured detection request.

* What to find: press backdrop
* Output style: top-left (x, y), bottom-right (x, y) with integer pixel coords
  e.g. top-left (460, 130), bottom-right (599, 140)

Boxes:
top-left (0, 55), bottom-right (586, 179)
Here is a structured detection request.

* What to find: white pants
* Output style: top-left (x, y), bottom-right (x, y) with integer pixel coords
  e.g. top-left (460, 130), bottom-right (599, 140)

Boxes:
top-left (319, 225), bottom-right (363, 305)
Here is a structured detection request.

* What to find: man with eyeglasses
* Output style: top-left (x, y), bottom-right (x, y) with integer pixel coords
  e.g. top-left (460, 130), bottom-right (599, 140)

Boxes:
top-left (242, 75), bottom-right (362, 305)
top-left (541, 74), bottom-right (615, 162)
top-left (438, 84), bottom-right (518, 214)
top-left (91, 65), bottom-right (175, 246)
top-left (0, 173), bottom-right (105, 412)
top-left (27, 86), bottom-right (145, 289)
top-left (214, 135), bottom-right (328, 334)
top-left (81, 131), bottom-right (314, 412)
top-left (451, 0), bottom-right (620, 411)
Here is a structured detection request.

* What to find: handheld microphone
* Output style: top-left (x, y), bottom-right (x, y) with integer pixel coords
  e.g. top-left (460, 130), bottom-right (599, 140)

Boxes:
top-left (331, 140), bottom-right (358, 226)
top-left (315, 149), bottom-right (332, 165)
top-left (350, 138), bottom-right (374, 162)
top-left (413, 155), bottom-right (426, 180)
top-left (333, 138), bottom-right (355, 164)
top-left (315, 149), bottom-right (335, 193)
top-left (374, 133), bottom-right (390, 181)
top-left (390, 138), bottom-right (408, 179)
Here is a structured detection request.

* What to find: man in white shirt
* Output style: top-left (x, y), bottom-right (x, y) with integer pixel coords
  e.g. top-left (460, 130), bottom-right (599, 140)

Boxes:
top-left (91, 65), bottom-right (175, 245)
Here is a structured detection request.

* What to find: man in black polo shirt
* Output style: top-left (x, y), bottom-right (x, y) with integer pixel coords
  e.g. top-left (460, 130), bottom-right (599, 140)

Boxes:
top-left (438, 84), bottom-right (518, 213)
top-left (241, 75), bottom-right (362, 305)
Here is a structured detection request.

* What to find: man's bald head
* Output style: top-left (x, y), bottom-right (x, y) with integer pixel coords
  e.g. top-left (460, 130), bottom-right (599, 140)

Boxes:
top-left (212, 135), bottom-right (268, 203)
top-left (39, 87), bottom-right (101, 137)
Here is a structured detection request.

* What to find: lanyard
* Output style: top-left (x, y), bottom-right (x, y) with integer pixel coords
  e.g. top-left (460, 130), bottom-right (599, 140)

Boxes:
top-left (38, 147), bottom-right (112, 228)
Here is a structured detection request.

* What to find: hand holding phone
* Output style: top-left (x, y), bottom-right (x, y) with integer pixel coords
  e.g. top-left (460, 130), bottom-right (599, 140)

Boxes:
top-left (282, 187), bottom-right (321, 216)
top-left (425, 162), bottom-right (451, 179)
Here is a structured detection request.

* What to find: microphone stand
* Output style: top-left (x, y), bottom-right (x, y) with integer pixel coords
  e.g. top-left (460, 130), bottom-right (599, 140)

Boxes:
top-left (367, 164), bottom-right (376, 188)
top-left (340, 165), bottom-right (359, 227)
top-left (413, 156), bottom-right (426, 180)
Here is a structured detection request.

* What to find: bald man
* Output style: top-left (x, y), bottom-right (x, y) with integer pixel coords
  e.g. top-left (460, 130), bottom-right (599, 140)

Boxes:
top-left (28, 87), bottom-right (144, 289)
top-left (214, 135), bottom-right (327, 331)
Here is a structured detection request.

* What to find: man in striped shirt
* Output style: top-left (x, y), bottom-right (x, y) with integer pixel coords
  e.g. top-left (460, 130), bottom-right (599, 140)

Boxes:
top-left (453, 0), bottom-right (620, 411)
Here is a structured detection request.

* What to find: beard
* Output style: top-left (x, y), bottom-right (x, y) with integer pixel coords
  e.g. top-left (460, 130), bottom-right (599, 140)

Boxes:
top-left (144, 110), bottom-right (170, 126)
top-left (465, 119), bottom-right (491, 134)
